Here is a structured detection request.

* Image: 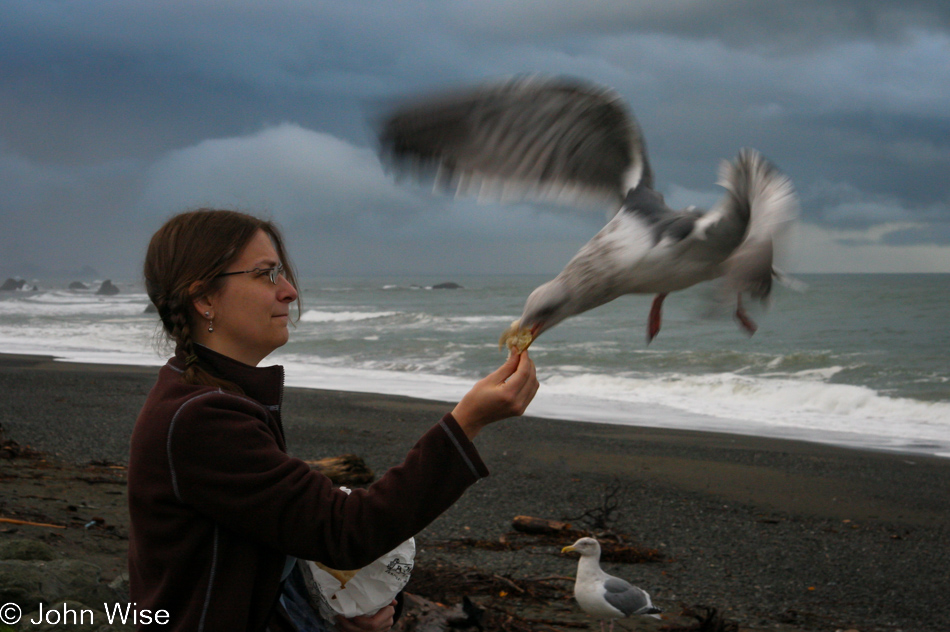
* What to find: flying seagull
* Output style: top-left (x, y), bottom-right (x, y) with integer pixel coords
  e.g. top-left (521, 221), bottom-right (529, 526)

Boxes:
top-left (378, 75), bottom-right (799, 349)
top-left (562, 537), bottom-right (661, 632)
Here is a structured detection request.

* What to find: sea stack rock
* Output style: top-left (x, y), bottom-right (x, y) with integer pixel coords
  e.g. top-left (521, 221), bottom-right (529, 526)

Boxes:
top-left (0, 278), bottom-right (25, 291)
top-left (432, 282), bottom-right (462, 289)
top-left (68, 281), bottom-right (89, 290)
top-left (96, 279), bottom-right (120, 295)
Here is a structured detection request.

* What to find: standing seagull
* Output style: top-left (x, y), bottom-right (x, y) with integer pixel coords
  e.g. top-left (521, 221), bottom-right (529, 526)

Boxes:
top-left (562, 537), bottom-right (661, 632)
top-left (378, 75), bottom-right (799, 349)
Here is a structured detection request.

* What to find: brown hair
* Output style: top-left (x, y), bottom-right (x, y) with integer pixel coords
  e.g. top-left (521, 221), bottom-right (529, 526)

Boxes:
top-left (144, 208), bottom-right (300, 391)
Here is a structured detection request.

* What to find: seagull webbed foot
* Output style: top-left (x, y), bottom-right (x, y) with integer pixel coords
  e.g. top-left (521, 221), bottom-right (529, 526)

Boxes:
top-left (734, 293), bottom-right (757, 335)
top-left (647, 293), bottom-right (668, 343)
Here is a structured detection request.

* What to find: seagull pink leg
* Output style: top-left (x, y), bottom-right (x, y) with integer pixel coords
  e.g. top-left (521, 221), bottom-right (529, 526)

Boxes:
top-left (647, 293), bottom-right (668, 343)
top-left (734, 293), bottom-right (757, 335)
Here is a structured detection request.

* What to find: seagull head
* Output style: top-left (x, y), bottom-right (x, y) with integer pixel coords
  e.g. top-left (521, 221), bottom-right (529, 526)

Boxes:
top-left (561, 537), bottom-right (602, 558)
top-left (499, 279), bottom-right (573, 352)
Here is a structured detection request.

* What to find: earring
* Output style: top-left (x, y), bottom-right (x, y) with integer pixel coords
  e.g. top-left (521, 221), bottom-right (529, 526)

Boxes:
top-left (208, 319), bottom-right (214, 333)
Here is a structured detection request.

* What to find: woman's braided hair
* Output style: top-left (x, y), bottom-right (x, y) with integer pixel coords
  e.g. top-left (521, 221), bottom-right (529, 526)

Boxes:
top-left (144, 208), bottom-right (299, 391)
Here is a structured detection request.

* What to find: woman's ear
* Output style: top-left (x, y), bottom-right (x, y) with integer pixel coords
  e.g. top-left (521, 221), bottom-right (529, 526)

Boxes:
top-left (190, 281), bottom-right (214, 320)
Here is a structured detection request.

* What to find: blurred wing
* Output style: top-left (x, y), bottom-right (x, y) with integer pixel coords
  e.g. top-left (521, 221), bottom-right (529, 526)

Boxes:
top-left (378, 75), bottom-right (652, 212)
top-left (719, 149), bottom-right (800, 300)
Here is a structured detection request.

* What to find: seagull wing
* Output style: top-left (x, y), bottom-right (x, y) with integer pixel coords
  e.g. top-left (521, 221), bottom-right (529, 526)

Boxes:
top-left (718, 148), bottom-right (800, 301)
top-left (602, 577), bottom-right (657, 616)
top-left (378, 75), bottom-right (651, 213)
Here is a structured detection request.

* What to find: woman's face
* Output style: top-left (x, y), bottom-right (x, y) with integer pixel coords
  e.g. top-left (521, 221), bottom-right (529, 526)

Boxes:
top-left (195, 229), bottom-right (298, 366)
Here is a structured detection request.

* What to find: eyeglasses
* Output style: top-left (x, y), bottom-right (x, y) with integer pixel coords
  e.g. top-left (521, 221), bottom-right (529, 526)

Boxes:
top-left (216, 263), bottom-right (285, 284)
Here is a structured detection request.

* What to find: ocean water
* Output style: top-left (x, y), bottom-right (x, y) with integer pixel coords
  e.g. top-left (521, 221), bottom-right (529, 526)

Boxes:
top-left (1, 274), bottom-right (948, 457)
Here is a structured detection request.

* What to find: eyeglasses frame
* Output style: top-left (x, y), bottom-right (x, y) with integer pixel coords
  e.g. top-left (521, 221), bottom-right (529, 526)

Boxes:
top-left (215, 263), bottom-right (285, 285)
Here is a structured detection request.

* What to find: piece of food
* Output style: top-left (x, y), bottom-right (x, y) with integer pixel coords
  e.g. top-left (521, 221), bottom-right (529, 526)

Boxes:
top-left (314, 561), bottom-right (360, 588)
top-left (499, 319), bottom-right (535, 353)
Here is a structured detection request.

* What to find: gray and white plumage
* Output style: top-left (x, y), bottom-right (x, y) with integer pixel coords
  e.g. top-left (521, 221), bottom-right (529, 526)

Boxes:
top-left (562, 537), bottom-right (661, 632)
top-left (378, 75), bottom-right (799, 346)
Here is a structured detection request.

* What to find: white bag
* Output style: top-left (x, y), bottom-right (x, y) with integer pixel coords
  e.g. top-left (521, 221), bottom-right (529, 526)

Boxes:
top-left (299, 488), bottom-right (415, 621)
top-left (299, 537), bottom-right (415, 621)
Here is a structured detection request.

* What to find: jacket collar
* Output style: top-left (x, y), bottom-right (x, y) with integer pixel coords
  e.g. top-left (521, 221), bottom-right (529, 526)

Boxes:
top-left (172, 344), bottom-right (284, 408)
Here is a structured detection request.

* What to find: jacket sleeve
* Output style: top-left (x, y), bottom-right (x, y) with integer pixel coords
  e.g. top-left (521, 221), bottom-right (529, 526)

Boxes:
top-left (166, 391), bottom-right (488, 569)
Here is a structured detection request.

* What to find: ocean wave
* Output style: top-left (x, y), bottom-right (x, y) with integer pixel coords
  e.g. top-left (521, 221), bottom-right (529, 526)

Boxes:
top-left (0, 291), bottom-right (151, 317)
top-left (541, 371), bottom-right (950, 438)
top-left (300, 310), bottom-right (399, 323)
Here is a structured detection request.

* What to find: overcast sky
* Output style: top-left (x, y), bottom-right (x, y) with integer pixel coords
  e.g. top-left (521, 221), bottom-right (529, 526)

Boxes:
top-left (2, 1), bottom-right (949, 279)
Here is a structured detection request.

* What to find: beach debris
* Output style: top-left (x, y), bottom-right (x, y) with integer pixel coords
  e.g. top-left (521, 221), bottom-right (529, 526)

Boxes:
top-left (0, 516), bottom-right (66, 529)
top-left (405, 560), bottom-right (569, 607)
top-left (662, 606), bottom-right (738, 632)
top-left (512, 515), bottom-right (575, 535)
top-left (392, 593), bottom-right (483, 631)
top-left (563, 477), bottom-right (626, 531)
top-left (306, 454), bottom-right (375, 484)
top-left (0, 425), bottom-right (43, 460)
top-left (396, 568), bottom-right (583, 631)
top-left (562, 537), bottom-right (661, 632)
top-left (431, 519), bottom-right (663, 564)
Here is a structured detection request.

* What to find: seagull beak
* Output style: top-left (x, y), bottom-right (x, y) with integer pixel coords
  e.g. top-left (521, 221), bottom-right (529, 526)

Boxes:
top-left (561, 545), bottom-right (576, 554)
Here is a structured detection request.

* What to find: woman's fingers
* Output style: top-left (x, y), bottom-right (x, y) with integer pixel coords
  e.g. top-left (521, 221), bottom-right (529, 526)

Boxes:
top-left (451, 351), bottom-right (540, 438)
top-left (487, 349), bottom-right (522, 384)
top-left (335, 602), bottom-right (396, 632)
top-left (508, 351), bottom-right (535, 390)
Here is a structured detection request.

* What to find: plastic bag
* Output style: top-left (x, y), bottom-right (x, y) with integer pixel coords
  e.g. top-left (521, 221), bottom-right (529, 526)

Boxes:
top-left (299, 537), bottom-right (415, 621)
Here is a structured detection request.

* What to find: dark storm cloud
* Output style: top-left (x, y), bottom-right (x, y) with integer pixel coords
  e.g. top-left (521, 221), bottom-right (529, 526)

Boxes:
top-left (443, 0), bottom-right (950, 49)
top-left (1, 0), bottom-right (948, 276)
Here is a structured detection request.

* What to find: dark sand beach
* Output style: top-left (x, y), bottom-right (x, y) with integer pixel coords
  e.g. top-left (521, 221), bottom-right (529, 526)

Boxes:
top-left (1, 352), bottom-right (948, 631)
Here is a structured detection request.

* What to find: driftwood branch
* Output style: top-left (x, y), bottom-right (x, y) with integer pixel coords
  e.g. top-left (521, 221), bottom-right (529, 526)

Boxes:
top-left (0, 516), bottom-right (66, 529)
top-left (511, 515), bottom-right (575, 535)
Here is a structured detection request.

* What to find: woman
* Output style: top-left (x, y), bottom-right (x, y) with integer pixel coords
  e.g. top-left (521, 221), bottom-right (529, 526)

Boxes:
top-left (129, 209), bottom-right (538, 632)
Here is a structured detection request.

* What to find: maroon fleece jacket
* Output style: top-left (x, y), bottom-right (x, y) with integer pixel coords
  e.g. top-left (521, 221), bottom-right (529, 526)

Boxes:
top-left (127, 345), bottom-right (488, 631)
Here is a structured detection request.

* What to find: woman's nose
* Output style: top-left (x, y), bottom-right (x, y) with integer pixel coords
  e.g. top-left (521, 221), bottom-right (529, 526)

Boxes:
top-left (277, 274), bottom-right (298, 302)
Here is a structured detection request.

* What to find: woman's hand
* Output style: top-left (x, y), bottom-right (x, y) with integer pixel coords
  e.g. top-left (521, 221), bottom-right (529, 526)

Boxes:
top-left (451, 351), bottom-right (539, 439)
top-left (335, 600), bottom-right (396, 632)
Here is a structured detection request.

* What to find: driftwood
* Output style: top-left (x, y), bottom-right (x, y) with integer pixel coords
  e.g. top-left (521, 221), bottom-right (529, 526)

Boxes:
top-left (429, 520), bottom-right (664, 565)
top-left (0, 516), bottom-right (66, 529)
top-left (305, 454), bottom-right (375, 484)
top-left (512, 515), bottom-right (576, 535)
